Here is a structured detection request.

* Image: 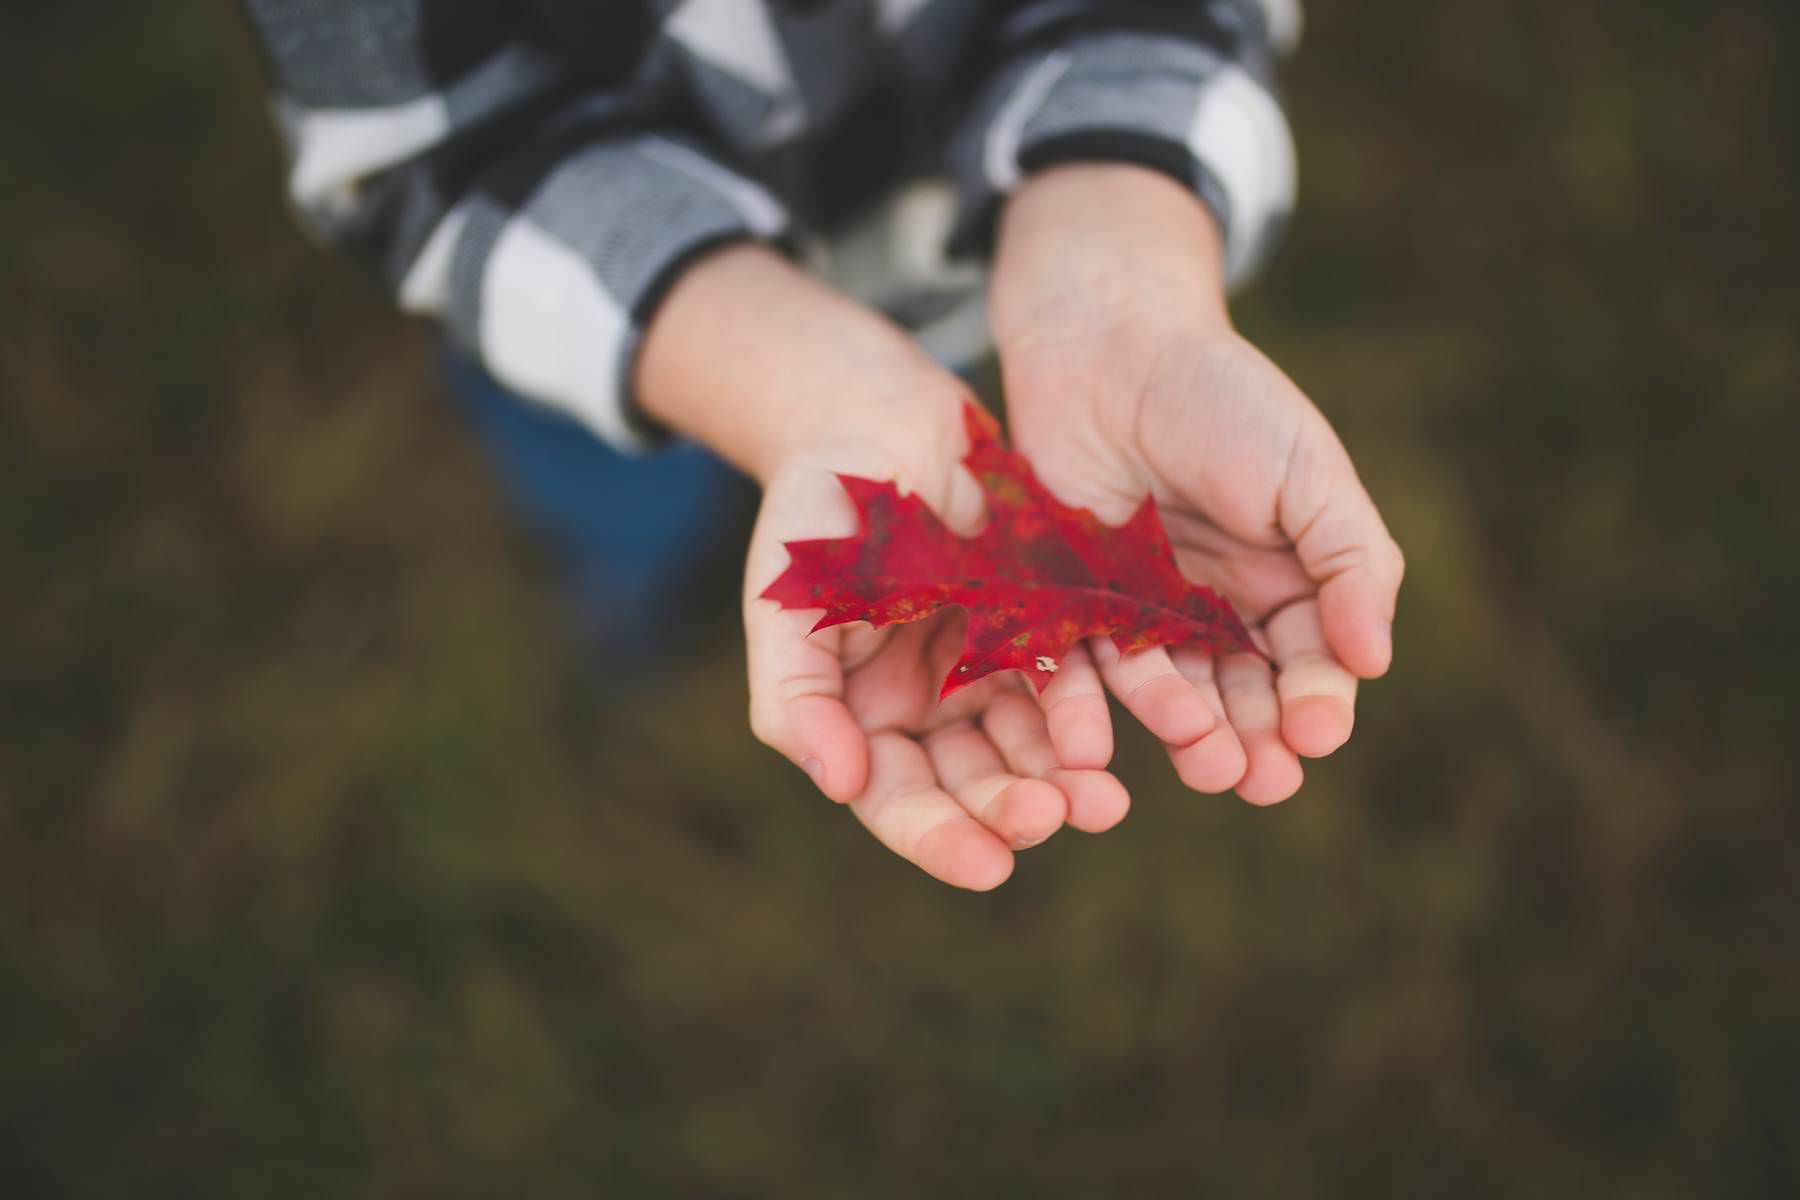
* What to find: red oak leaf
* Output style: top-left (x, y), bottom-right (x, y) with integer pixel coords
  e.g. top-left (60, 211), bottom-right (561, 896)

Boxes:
top-left (761, 403), bottom-right (1259, 698)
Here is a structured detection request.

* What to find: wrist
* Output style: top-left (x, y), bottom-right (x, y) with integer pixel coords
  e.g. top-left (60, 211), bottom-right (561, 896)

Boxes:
top-left (635, 242), bottom-right (970, 483)
top-left (994, 163), bottom-right (1231, 347)
top-left (990, 164), bottom-right (1236, 448)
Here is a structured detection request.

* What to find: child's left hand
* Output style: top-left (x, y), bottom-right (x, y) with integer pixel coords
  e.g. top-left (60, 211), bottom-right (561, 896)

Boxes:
top-left (990, 164), bottom-right (1406, 806)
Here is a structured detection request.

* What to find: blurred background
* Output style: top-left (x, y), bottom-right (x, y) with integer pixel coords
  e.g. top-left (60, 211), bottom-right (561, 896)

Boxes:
top-left (4, 2), bottom-right (1797, 1195)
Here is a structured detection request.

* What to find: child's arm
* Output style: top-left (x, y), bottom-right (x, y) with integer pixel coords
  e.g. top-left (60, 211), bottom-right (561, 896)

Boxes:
top-left (636, 244), bottom-right (1129, 890)
top-left (242, 1), bottom-right (788, 452)
top-left (244, 5), bottom-right (1128, 887)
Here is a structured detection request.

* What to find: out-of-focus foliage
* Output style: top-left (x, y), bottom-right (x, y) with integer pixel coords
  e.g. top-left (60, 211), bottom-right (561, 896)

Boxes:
top-left (2, 2), bottom-right (1795, 1195)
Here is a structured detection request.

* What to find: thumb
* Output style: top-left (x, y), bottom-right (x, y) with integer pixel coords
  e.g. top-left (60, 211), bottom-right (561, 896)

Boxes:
top-left (743, 473), bottom-right (872, 801)
top-left (1280, 419), bottom-right (1405, 678)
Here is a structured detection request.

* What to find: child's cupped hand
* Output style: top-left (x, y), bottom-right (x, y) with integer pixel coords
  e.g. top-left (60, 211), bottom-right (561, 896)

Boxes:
top-left (990, 164), bottom-right (1406, 807)
top-left (742, 410), bottom-right (1133, 891)
top-left (635, 243), bottom-right (1128, 889)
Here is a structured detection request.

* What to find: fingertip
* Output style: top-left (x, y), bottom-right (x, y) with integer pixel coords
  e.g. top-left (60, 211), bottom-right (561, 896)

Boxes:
top-left (1048, 768), bottom-right (1130, 834)
top-left (1321, 578), bottom-right (1394, 679)
top-left (1171, 728), bottom-right (1249, 794)
top-left (1281, 694), bottom-right (1355, 758)
top-left (1235, 735), bottom-right (1304, 806)
top-left (917, 820), bottom-right (1015, 891)
top-left (1131, 674), bottom-right (1216, 748)
top-left (996, 778), bottom-right (1068, 849)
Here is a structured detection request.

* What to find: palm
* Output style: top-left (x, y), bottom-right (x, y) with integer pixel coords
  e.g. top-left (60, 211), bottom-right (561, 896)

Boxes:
top-left (832, 614), bottom-right (1019, 739)
top-left (1135, 338), bottom-right (1332, 627)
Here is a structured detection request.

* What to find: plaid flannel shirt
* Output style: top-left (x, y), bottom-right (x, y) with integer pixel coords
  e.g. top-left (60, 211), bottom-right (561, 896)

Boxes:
top-left (245, 0), bottom-right (1301, 448)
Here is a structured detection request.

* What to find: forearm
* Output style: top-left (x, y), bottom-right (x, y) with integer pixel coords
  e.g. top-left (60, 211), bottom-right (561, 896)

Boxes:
top-left (635, 243), bottom-right (970, 483)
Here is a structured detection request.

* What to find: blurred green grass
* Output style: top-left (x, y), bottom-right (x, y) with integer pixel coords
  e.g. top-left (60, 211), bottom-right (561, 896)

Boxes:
top-left (3, 2), bottom-right (1797, 1196)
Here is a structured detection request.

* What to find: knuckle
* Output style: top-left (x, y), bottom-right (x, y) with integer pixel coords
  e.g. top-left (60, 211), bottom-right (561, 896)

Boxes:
top-left (776, 672), bottom-right (839, 706)
top-left (1310, 536), bottom-right (1367, 581)
top-left (1123, 671), bottom-right (1182, 712)
top-left (1218, 661), bottom-right (1276, 704)
top-left (1044, 691), bottom-right (1094, 727)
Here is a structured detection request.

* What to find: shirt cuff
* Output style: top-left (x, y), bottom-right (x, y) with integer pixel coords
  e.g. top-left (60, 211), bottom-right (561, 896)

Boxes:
top-left (950, 30), bottom-right (1297, 289)
top-left (402, 132), bottom-right (790, 452)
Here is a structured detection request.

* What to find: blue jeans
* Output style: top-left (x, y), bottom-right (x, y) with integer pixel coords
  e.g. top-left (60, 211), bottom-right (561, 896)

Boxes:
top-left (443, 354), bottom-right (748, 654)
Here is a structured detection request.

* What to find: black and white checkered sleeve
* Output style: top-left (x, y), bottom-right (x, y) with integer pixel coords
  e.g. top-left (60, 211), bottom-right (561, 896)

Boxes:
top-left (244, 0), bottom-right (789, 450)
top-left (951, 0), bottom-right (1301, 288)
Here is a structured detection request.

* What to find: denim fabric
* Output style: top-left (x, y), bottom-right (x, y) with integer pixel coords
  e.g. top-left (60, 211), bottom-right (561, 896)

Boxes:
top-left (442, 352), bottom-right (745, 652)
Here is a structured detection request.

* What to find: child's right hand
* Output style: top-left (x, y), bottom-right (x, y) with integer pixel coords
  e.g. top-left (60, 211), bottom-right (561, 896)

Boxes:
top-left (744, 437), bottom-right (1131, 890)
top-left (637, 244), bottom-right (1126, 889)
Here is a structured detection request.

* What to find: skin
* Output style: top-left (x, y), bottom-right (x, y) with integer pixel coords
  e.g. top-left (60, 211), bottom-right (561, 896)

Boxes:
top-left (635, 163), bottom-right (1404, 889)
top-left (992, 163), bottom-right (1405, 809)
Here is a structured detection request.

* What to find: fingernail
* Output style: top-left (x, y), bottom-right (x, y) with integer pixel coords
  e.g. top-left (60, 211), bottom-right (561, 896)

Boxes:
top-left (800, 756), bottom-right (826, 787)
top-left (1378, 620), bottom-right (1394, 664)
